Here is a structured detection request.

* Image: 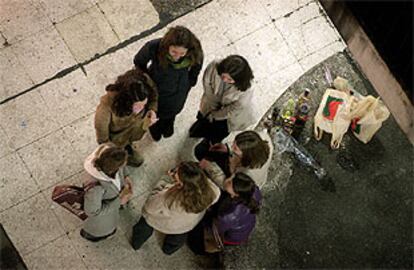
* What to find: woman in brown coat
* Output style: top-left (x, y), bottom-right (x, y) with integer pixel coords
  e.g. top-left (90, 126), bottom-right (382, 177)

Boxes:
top-left (94, 68), bottom-right (158, 167)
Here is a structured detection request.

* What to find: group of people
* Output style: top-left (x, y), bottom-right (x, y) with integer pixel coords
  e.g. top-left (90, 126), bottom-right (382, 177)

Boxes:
top-left (80, 26), bottom-right (274, 256)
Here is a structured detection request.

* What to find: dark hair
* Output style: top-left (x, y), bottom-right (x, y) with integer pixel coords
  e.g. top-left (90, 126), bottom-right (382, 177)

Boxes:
top-left (94, 145), bottom-right (128, 177)
top-left (166, 161), bottom-right (216, 213)
top-left (232, 173), bottom-right (260, 214)
top-left (235, 131), bottom-right (270, 169)
top-left (106, 69), bottom-right (150, 117)
top-left (158, 26), bottom-right (203, 68)
top-left (216, 55), bottom-right (254, 91)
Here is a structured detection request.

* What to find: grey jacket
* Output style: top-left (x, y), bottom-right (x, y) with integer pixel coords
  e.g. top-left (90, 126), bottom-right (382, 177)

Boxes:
top-left (199, 60), bottom-right (258, 131)
top-left (82, 144), bottom-right (129, 237)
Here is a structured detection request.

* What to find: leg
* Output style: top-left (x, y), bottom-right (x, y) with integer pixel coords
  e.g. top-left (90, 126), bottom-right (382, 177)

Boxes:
top-left (162, 117), bottom-right (176, 138)
top-left (207, 120), bottom-right (229, 144)
top-left (162, 233), bottom-right (187, 255)
top-left (131, 217), bottom-right (154, 250)
top-left (149, 120), bottom-right (162, 141)
top-left (194, 139), bottom-right (211, 161)
top-left (125, 145), bottom-right (144, 167)
top-left (187, 222), bottom-right (207, 255)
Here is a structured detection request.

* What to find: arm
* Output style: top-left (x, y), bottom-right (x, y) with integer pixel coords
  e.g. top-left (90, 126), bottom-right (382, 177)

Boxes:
top-left (94, 101), bottom-right (111, 144)
top-left (84, 186), bottom-right (120, 216)
top-left (201, 160), bottom-right (226, 189)
top-left (189, 62), bottom-right (203, 87)
top-left (133, 40), bottom-right (154, 73)
top-left (209, 97), bottom-right (243, 121)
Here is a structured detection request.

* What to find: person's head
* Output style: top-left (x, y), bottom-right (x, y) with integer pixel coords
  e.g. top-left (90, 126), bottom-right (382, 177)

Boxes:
top-left (233, 131), bottom-right (270, 169)
top-left (223, 172), bottom-right (260, 214)
top-left (158, 26), bottom-right (203, 67)
top-left (166, 161), bottom-right (216, 213)
top-left (106, 69), bottom-right (150, 117)
top-left (216, 55), bottom-right (254, 91)
top-left (93, 143), bottom-right (128, 177)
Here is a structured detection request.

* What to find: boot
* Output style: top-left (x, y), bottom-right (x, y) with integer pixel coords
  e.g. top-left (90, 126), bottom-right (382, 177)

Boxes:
top-left (125, 145), bottom-right (144, 167)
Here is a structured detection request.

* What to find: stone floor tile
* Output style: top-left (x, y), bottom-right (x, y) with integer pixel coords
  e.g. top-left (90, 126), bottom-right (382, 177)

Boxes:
top-left (0, 0), bottom-right (52, 44)
top-left (17, 129), bottom-right (82, 190)
top-left (98, 0), bottom-right (159, 41)
top-left (0, 33), bottom-right (5, 48)
top-left (0, 46), bottom-right (34, 101)
top-left (56, 6), bottom-right (120, 63)
top-left (274, 3), bottom-right (340, 60)
top-left (0, 153), bottom-right (39, 212)
top-left (30, 0), bottom-right (93, 24)
top-left (62, 113), bottom-right (97, 160)
top-left (169, 0), bottom-right (232, 54)
top-left (67, 228), bottom-right (136, 269)
top-left (299, 40), bottom-right (346, 72)
top-left (0, 125), bottom-right (14, 158)
top-left (255, 62), bottom-right (305, 117)
top-left (84, 48), bottom-right (133, 93)
top-left (118, 192), bottom-right (148, 239)
top-left (0, 91), bottom-right (58, 149)
top-left (260, 0), bottom-right (314, 20)
top-left (11, 26), bottom-right (77, 84)
top-left (38, 69), bottom-right (98, 128)
top-left (0, 193), bottom-right (65, 255)
top-left (23, 235), bottom-right (87, 270)
top-left (43, 172), bottom-right (85, 233)
top-left (233, 24), bottom-right (298, 78)
top-left (215, 0), bottom-right (270, 42)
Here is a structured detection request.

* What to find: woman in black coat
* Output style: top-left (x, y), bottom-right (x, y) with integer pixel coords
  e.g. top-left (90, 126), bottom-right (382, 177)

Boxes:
top-left (134, 26), bottom-right (204, 141)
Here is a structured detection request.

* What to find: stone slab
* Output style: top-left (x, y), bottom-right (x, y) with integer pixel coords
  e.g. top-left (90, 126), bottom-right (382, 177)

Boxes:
top-left (11, 26), bottom-right (77, 84)
top-left (98, 0), bottom-right (159, 41)
top-left (0, 153), bottom-right (39, 212)
top-left (30, 0), bottom-right (93, 24)
top-left (56, 5), bottom-right (119, 63)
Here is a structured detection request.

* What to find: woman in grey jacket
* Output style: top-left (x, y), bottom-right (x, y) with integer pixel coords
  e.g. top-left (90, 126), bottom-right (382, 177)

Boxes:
top-left (190, 55), bottom-right (257, 149)
top-left (81, 143), bottom-right (133, 242)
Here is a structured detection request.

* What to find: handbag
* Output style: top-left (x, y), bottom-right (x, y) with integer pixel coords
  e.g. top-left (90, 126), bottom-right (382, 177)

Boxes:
top-left (51, 181), bottom-right (98, 220)
top-left (203, 221), bottom-right (224, 253)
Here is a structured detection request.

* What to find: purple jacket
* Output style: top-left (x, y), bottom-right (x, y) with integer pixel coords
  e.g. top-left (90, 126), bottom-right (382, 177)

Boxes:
top-left (216, 186), bottom-right (262, 244)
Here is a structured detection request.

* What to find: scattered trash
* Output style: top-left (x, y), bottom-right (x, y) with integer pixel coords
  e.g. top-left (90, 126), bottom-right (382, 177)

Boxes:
top-left (20, 120), bottom-right (27, 128)
top-left (324, 65), bottom-right (333, 87)
top-left (274, 128), bottom-right (326, 180)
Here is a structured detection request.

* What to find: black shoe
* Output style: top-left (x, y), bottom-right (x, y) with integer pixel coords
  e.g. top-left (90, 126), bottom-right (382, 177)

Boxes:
top-left (163, 126), bottom-right (174, 138)
top-left (80, 229), bottom-right (116, 242)
top-left (149, 127), bottom-right (162, 142)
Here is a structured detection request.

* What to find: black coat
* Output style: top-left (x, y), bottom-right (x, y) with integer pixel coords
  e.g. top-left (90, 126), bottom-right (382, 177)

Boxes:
top-left (134, 39), bottom-right (203, 119)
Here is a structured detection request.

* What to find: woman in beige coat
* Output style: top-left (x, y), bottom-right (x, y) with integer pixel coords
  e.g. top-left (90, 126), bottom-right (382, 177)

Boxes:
top-left (94, 68), bottom-right (158, 167)
top-left (190, 55), bottom-right (258, 158)
top-left (81, 143), bottom-right (133, 242)
top-left (131, 161), bottom-right (220, 255)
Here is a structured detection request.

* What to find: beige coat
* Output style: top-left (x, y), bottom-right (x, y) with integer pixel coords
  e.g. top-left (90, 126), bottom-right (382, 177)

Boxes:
top-left (83, 144), bottom-right (129, 237)
top-left (199, 61), bottom-right (258, 132)
top-left (94, 73), bottom-right (158, 148)
top-left (142, 175), bottom-right (221, 234)
top-left (203, 130), bottom-right (274, 189)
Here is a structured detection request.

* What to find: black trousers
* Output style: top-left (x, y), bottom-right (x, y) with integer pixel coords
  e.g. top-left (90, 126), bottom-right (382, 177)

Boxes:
top-left (149, 116), bottom-right (176, 140)
top-left (131, 217), bottom-right (187, 255)
top-left (189, 112), bottom-right (229, 144)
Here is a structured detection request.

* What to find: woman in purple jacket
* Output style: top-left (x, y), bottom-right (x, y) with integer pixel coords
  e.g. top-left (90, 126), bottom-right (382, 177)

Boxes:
top-left (188, 172), bottom-right (261, 254)
top-left (216, 172), bottom-right (261, 245)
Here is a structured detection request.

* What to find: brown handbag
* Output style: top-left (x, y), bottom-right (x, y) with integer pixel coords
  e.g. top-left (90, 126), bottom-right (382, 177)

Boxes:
top-left (51, 181), bottom-right (98, 220)
top-left (203, 221), bottom-right (224, 253)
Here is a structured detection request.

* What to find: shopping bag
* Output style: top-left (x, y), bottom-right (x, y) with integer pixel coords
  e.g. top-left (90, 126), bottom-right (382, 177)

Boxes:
top-left (204, 221), bottom-right (224, 253)
top-left (314, 88), bottom-right (352, 149)
top-left (349, 95), bottom-right (390, 143)
top-left (51, 181), bottom-right (98, 220)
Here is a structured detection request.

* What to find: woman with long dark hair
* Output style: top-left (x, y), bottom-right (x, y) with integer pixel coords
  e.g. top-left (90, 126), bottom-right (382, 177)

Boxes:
top-left (94, 68), bottom-right (158, 167)
top-left (188, 172), bottom-right (261, 254)
top-left (131, 161), bottom-right (220, 255)
top-left (134, 26), bottom-right (204, 141)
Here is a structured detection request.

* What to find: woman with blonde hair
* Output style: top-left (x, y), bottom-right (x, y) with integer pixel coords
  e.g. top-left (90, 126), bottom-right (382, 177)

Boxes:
top-left (131, 161), bottom-right (220, 255)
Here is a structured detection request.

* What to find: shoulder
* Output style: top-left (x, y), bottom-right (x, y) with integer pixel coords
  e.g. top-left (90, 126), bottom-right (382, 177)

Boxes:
top-left (144, 38), bottom-right (162, 54)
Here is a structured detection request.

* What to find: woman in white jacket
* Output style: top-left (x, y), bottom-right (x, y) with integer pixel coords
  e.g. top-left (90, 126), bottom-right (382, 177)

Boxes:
top-left (131, 161), bottom-right (220, 254)
top-left (189, 55), bottom-right (257, 158)
top-left (81, 143), bottom-right (133, 242)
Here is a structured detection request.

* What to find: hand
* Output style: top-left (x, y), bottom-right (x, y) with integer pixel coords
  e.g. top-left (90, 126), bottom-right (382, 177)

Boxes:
top-left (209, 143), bottom-right (228, 153)
top-left (147, 110), bottom-right (158, 126)
top-left (124, 176), bottom-right (133, 190)
top-left (199, 159), bottom-right (211, 169)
